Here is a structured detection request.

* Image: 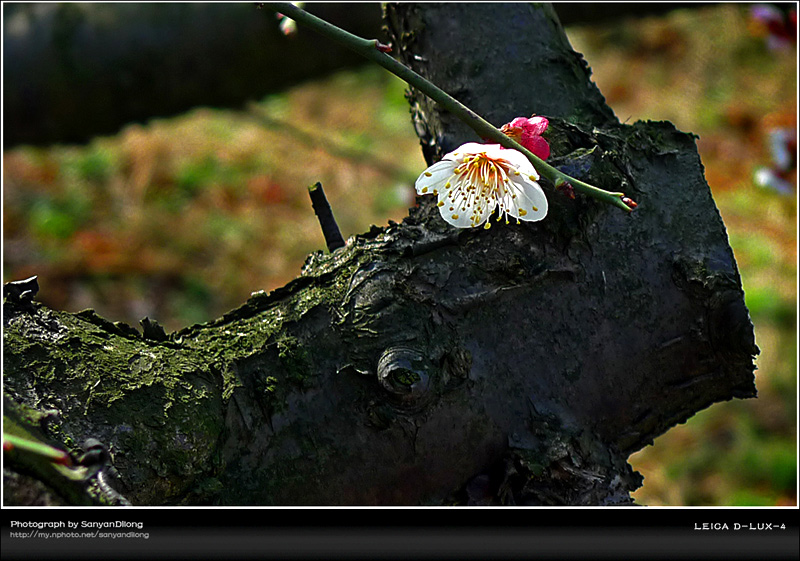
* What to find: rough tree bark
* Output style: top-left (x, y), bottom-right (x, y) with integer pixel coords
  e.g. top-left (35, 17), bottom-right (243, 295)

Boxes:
top-left (2, 3), bottom-right (757, 506)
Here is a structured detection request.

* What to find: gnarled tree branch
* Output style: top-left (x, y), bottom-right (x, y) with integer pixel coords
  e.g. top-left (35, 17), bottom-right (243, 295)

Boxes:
top-left (3, 3), bottom-right (756, 506)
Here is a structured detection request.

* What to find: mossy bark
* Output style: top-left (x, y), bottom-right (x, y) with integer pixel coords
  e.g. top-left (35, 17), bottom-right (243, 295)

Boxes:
top-left (2, 3), bottom-right (757, 506)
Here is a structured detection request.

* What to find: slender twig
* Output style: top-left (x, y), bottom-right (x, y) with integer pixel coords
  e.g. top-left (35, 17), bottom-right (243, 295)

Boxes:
top-left (262, 2), bottom-right (634, 212)
top-left (3, 433), bottom-right (73, 465)
top-left (308, 182), bottom-right (345, 251)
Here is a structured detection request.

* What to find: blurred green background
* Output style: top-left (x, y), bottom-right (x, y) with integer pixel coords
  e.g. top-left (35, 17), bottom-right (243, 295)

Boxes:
top-left (2, 4), bottom-right (796, 505)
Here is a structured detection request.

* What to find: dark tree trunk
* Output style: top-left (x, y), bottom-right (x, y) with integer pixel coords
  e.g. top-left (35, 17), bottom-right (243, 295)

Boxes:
top-left (2, 3), bottom-right (757, 506)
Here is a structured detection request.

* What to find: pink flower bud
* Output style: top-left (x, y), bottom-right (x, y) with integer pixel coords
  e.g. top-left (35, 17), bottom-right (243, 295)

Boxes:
top-left (500, 115), bottom-right (551, 160)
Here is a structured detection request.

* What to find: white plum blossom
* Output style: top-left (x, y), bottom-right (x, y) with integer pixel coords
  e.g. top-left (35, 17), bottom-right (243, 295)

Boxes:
top-left (415, 142), bottom-right (548, 229)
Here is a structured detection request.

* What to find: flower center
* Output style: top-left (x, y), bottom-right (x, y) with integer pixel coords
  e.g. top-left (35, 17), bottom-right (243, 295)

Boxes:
top-left (448, 153), bottom-right (515, 222)
top-left (455, 153), bottom-right (511, 194)
top-left (500, 123), bottom-right (523, 142)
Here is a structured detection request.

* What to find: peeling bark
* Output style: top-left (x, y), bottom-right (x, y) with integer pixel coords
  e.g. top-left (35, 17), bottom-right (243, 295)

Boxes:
top-left (2, 3), bottom-right (757, 506)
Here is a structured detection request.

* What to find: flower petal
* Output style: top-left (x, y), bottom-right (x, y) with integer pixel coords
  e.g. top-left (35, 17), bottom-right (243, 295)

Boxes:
top-left (415, 159), bottom-right (456, 195)
top-left (523, 135), bottom-right (550, 160)
top-left (525, 116), bottom-right (549, 136)
top-left (443, 142), bottom-right (494, 161)
top-left (503, 174), bottom-right (548, 222)
top-left (436, 178), bottom-right (487, 228)
top-left (493, 148), bottom-right (537, 177)
top-left (438, 204), bottom-right (483, 228)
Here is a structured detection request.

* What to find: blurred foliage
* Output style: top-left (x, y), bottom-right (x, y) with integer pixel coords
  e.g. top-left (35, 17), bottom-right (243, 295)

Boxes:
top-left (2, 4), bottom-right (796, 505)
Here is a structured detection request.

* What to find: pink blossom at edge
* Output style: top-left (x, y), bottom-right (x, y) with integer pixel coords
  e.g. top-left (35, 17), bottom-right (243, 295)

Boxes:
top-left (501, 115), bottom-right (551, 160)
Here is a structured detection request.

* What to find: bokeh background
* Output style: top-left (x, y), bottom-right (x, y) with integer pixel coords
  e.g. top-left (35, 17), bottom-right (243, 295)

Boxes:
top-left (2, 3), bottom-right (796, 505)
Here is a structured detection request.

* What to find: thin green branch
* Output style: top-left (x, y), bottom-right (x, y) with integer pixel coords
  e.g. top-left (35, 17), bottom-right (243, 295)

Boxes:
top-left (263, 2), bottom-right (634, 212)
